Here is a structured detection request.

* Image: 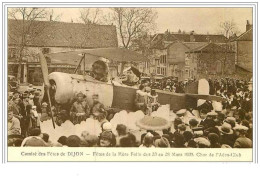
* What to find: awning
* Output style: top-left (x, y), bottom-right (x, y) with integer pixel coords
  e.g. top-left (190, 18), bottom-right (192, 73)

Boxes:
top-left (45, 47), bottom-right (149, 64)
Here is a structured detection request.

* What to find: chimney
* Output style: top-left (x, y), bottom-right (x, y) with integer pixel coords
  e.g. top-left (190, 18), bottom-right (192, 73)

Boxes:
top-left (190, 31), bottom-right (195, 42)
top-left (246, 20), bottom-right (252, 31)
top-left (50, 15), bottom-right (53, 21)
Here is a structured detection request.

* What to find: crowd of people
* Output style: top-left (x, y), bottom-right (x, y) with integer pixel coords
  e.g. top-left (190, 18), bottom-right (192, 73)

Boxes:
top-left (7, 77), bottom-right (253, 148)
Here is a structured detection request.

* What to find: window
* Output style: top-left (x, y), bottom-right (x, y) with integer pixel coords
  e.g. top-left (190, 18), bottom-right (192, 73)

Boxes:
top-left (8, 48), bottom-right (17, 59)
top-left (157, 67), bottom-right (160, 74)
top-left (42, 48), bottom-right (50, 54)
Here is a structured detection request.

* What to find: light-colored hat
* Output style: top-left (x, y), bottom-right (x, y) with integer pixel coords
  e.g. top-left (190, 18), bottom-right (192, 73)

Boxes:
top-left (226, 117), bottom-right (236, 123)
top-left (194, 137), bottom-right (210, 147)
top-left (221, 144), bottom-right (232, 148)
top-left (207, 111), bottom-right (218, 116)
top-left (218, 122), bottom-right (233, 135)
top-left (231, 106), bottom-right (237, 110)
top-left (176, 109), bottom-right (186, 115)
top-left (214, 102), bottom-right (222, 112)
top-left (233, 125), bottom-right (249, 131)
top-left (42, 102), bottom-right (48, 107)
top-left (178, 124), bottom-right (187, 131)
top-left (154, 137), bottom-right (170, 148)
top-left (102, 122), bottom-right (112, 131)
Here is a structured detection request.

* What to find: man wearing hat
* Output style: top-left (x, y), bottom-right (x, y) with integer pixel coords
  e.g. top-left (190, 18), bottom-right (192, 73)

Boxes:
top-left (233, 125), bottom-right (252, 148)
top-left (115, 124), bottom-right (127, 146)
top-left (218, 122), bottom-right (236, 147)
top-left (176, 109), bottom-right (186, 118)
top-left (201, 111), bottom-right (218, 130)
top-left (40, 102), bottom-right (50, 122)
top-left (33, 91), bottom-right (41, 114)
top-left (99, 131), bottom-right (116, 147)
top-left (70, 91), bottom-right (90, 124)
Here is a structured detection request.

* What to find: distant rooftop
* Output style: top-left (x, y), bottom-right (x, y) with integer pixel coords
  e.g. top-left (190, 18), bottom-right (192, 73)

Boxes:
top-left (8, 19), bottom-right (118, 48)
top-left (150, 31), bottom-right (227, 49)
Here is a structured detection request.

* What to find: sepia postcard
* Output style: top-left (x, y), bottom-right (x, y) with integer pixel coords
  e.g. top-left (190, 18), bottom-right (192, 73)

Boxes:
top-left (2, 3), bottom-right (256, 162)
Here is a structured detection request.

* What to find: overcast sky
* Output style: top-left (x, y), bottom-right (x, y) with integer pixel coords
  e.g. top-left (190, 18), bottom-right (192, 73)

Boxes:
top-left (51, 7), bottom-right (252, 35)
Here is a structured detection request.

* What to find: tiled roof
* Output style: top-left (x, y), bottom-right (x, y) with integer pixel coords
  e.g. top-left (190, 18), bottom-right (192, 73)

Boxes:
top-left (182, 42), bottom-right (208, 50)
top-left (236, 64), bottom-right (252, 73)
top-left (150, 32), bottom-right (227, 49)
top-left (186, 43), bottom-right (234, 53)
top-left (232, 28), bottom-right (252, 41)
top-left (8, 19), bottom-right (118, 48)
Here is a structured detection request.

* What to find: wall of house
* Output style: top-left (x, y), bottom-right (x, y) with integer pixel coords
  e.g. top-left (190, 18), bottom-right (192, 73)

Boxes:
top-left (195, 51), bottom-right (236, 79)
top-left (149, 49), bottom-right (168, 77)
top-left (167, 41), bottom-right (189, 79)
top-left (184, 53), bottom-right (198, 81)
top-left (237, 41), bottom-right (253, 71)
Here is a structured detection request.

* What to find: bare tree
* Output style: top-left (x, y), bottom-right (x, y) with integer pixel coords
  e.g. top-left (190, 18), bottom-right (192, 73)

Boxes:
top-left (107, 8), bottom-right (157, 49)
top-left (8, 8), bottom-right (50, 82)
top-left (79, 8), bottom-right (103, 24)
top-left (219, 20), bottom-right (239, 39)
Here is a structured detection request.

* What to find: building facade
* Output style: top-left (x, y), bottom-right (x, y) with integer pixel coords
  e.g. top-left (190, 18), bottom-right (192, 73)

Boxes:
top-left (185, 43), bottom-right (236, 80)
top-left (230, 20), bottom-right (253, 79)
top-left (8, 19), bottom-right (118, 85)
top-left (149, 30), bottom-right (227, 81)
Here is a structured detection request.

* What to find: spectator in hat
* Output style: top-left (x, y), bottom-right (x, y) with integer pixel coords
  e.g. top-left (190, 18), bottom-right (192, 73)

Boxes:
top-left (154, 137), bottom-right (170, 148)
top-left (208, 133), bottom-right (221, 148)
top-left (183, 131), bottom-right (194, 147)
top-left (66, 135), bottom-right (82, 147)
top-left (233, 125), bottom-right (252, 148)
top-left (21, 128), bottom-right (47, 147)
top-left (8, 110), bottom-right (21, 143)
top-left (199, 109), bottom-right (208, 126)
top-left (241, 120), bottom-right (252, 140)
top-left (70, 91), bottom-right (90, 124)
top-left (84, 135), bottom-right (99, 147)
top-left (218, 122), bottom-right (236, 147)
top-left (173, 117), bottom-right (183, 131)
top-left (42, 133), bottom-right (53, 147)
top-left (178, 124), bottom-right (187, 135)
top-left (101, 121), bottom-right (113, 132)
top-left (189, 118), bottom-right (199, 130)
top-left (57, 136), bottom-right (68, 146)
top-left (139, 132), bottom-right (155, 148)
top-left (225, 117), bottom-right (236, 128)
top-left (10, 97), bottom-right (23, 120)
top-left (201, 111), bottom-right (218, 130)
top-left (172, 132), bottom-right (186, 148)
top-left (33, 91), bottom-right (41, 114)
top-left (115, 124), bottom-right (127, 146)
top-left (40, 102), bottom-right (50, 122)
top-left (99, 131), bottom-right (116, 147)
top-left (194, 137), bottom-right (210, 148)
top-left (119, 133), bottom-right (137, 147)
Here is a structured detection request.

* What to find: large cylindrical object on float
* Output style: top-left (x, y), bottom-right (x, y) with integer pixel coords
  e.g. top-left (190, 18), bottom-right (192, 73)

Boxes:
top-left (48, 72), bottom-right (114, 108)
